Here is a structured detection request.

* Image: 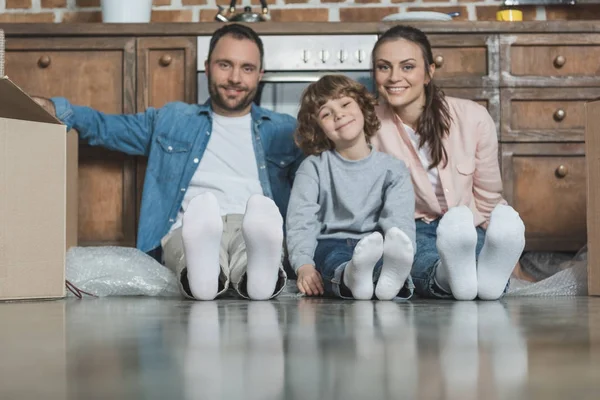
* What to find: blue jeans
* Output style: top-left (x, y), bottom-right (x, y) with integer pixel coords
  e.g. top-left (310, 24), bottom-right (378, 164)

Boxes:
top-left (412, 219), bottom-right (487, 299)
top-left (314, 238), bottom-right (414, 300)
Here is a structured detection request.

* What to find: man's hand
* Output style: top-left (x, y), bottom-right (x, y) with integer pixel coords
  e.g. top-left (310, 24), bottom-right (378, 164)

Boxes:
top-left (297, 264), bottom-right (324, 296)
top-left (32, 96), bottom-right (56, 116)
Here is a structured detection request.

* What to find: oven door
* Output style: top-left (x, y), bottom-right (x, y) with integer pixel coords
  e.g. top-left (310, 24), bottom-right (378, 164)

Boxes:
top-left (197, 70), bottom-right (373, 118)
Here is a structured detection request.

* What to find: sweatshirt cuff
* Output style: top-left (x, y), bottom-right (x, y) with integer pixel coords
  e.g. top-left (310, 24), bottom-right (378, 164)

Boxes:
top-left (292, 255), bottom-right (316, 272)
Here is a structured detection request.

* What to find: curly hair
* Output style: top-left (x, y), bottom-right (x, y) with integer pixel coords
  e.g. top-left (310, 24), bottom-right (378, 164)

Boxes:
top-left (295, 74), bottom-right (381, 156)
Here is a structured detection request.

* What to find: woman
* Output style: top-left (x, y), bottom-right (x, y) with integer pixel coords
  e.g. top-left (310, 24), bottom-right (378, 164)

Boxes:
top-left (370, 25), bottom-right (525, 301)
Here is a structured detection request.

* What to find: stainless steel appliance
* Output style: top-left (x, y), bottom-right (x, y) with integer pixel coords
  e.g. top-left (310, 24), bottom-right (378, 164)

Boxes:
top-left (197, 34), bottom-right (379, 118)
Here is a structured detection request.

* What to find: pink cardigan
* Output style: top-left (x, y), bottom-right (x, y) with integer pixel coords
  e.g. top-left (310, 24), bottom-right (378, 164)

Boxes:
top-left (372, 96), bottom-right (507, 227)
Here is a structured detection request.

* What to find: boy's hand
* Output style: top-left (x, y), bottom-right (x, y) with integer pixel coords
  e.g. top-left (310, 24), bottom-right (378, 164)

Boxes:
top-left (297, 264), bottom-right (324, 296)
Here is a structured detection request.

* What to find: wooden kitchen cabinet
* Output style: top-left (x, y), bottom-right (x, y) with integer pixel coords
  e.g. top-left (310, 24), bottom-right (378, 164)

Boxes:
top-left (4, 37), bottom-right (137, 247)
top-left (501, 143), bottom-right (587, 251)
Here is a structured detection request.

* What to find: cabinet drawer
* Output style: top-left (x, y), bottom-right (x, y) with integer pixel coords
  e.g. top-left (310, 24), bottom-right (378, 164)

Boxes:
top-left (428, 35), bottom-right (492, 88)
top-left (500, 88), bottom-right (598, 142)
top-left (501, 34), bottom-right (600, 87)
top-left (501, 143), bottom-right (586, 251)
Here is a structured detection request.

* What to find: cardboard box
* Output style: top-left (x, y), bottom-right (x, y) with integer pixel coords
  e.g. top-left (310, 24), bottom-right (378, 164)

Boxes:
top-left (0, 29), bottom-right (78, 300)
top-left (586, 100), bottom-right (600, 296)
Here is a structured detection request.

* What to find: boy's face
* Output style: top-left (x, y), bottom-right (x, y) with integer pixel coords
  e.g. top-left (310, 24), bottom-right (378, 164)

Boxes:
top-left (317, 96), bottom-right (367, 151)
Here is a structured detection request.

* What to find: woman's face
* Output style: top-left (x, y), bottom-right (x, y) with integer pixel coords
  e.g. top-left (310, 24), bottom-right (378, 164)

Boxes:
top-left (373, 39), bottom-right (434, 111)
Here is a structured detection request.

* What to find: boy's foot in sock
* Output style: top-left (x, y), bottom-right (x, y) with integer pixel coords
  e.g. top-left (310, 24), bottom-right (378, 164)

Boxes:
top-left (435, 206), bottom-right (478, 301)
top-left (242, 195), bottom-right (284, 301)
top-left (477, 205), bottom-right (525, 300)
top-left (375, 228), bottom-right (414, 300)
top-left (343, 232), bottom-right (383, 300)
top-left (182, 192), bottom-right (223, 300)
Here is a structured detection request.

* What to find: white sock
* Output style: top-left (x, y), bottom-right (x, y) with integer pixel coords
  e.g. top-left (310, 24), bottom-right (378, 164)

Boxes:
top-left (435, 206), bottom-right (478, 301)
top-left (375, 228), bottom-right (414, 300)
top-left (182, 192), bottom-right (223, 300)
top-left (477, 205), bottom-right (526, 300)
top-left (242, 195), bottom-right (284, 301)
top-left (343, 232), bottom-right (383, 300)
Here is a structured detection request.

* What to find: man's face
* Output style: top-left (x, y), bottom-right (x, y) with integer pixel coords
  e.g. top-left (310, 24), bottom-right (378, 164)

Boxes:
top-left (205, 35), bottom-right (263, 117)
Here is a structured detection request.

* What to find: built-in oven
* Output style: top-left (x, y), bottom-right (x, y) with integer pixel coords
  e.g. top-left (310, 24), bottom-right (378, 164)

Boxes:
top-left (197, 34), bottom-right (379, 117)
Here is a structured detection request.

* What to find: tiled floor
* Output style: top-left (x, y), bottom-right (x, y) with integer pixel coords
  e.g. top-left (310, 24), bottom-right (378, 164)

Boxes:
top-left (1, 296), bottom-right (599, 399)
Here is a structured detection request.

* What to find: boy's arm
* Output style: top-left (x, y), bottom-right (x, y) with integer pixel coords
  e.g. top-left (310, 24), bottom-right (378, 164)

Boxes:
top-left (286, 162), bottom-right (322, 273)
top-left (40, 96), bottom-right (156, 157)
top-left (379, 162), bottom-right (417, 253)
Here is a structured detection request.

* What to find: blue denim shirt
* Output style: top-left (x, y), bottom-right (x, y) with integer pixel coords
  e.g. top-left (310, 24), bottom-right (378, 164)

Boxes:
top-left (52, 97), bottom-right (303, 253)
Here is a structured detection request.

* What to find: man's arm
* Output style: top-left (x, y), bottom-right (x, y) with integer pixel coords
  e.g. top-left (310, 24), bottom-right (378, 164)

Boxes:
top-left (33, 96), bottom-right (156, 157)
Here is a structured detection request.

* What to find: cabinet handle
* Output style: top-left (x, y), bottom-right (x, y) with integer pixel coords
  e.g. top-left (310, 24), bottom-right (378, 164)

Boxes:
top-left (159, 54), bottom-right (172, 67)
top-left (553, 55), bottom-right (566, 68)
top-left (37, 55), bottom-right (51, 68)
top-left (555, 164), bottom-right (568, 178)
top-left (434, 55), bottom-right (444, 68)
top-left (553, 108), bottom-right (566, 122)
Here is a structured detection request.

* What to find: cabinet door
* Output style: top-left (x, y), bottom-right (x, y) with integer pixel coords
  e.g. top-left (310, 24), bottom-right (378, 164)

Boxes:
top-left (5, 38), bottom-right (137, 246)
top-left (135, 37), bottom-right (197, 225)
top-left (501, 143), bottom-right (586, 251)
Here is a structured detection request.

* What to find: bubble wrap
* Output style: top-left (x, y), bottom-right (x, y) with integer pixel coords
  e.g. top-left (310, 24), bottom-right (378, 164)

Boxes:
top-left (507, 246), bottom-right (588, 297)
top-left (66, 246), bottom-right (180, 297)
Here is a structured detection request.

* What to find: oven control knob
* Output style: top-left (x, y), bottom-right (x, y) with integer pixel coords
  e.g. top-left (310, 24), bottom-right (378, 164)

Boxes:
top-left (355, 50), bottom-right (366, 63)
top-left (319, 50), bottom-right (330, 63)
top-left (338, 50), bottom-right (348, 63)
top-left (302, 50), bottom-right (310, 63)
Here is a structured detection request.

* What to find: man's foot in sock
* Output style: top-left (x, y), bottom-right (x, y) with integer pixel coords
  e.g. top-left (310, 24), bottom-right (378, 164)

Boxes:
top-left (242, 195), bottom-right (284, 301)
top-left (182, 192), bottom-right (223, 300)
top-left (375, 228), bottom-right (414, 300)
top-left (435, 206), bottom-right (478, 301)
top-left (343, 232), bottom-right (383, 300)
top-left (477, 205), bottom-right (525, 300)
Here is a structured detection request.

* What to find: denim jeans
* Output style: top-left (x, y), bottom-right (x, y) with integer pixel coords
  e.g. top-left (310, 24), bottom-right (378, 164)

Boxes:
top-left (412, 219), bottom-right (487, 299)
top-left (313, 238), bottom-right (414, 300)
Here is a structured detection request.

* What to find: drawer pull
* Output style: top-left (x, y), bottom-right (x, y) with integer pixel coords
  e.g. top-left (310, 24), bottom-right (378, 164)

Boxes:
top-left (555, 165), bottom-right (568, 178)
top-left (553, 108), bottom-right (566, 122)
top-left (553, 55), bottom-right (566, 68)
top-left (37, 55), bottom-right (51, 68)
top-left (159, 54), bottom-right (172, 67)
top-left (434, 55), bottom-right (444, 68)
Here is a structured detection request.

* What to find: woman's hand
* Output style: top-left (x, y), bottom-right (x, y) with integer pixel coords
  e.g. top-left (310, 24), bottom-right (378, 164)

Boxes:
top-left (296, 264), bottom-right (324, 296)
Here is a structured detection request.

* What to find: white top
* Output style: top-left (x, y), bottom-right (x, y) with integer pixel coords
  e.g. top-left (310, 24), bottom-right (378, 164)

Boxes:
top-left (403, 123), bottom-right (447, 210)
top-left (170, 113), bottom-right (263, 231)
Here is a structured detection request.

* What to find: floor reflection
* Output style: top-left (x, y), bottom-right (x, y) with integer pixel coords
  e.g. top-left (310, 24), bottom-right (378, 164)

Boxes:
top-left (1, 297), bottom-right (598, 399)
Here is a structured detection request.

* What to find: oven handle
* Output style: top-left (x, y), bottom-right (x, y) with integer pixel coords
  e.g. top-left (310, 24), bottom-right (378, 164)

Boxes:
top-left (260, 72), bottom-right (327, 83)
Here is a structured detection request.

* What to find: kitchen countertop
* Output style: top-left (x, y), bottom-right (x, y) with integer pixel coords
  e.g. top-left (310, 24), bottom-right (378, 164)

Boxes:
top-left (3, 21), bottom-right (600, 37)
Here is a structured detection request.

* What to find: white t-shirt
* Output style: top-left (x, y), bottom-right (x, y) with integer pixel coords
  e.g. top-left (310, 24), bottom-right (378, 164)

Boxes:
top-left (404, 124), bottom-right (448, 210)
top-left (170, 113), bottom-right (263, 231)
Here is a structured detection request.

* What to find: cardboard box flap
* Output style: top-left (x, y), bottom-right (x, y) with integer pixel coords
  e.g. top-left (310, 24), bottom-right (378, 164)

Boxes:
top-left (0, 77), bottom-right (63, 126)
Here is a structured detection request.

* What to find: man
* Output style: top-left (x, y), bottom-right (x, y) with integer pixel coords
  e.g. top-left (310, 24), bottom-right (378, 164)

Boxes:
top-left (34, 24), bottom-right (303, 301)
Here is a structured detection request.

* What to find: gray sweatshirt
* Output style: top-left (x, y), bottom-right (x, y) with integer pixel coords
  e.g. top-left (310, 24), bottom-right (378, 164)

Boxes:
top-left (286, 148), bottom-right (416, 272)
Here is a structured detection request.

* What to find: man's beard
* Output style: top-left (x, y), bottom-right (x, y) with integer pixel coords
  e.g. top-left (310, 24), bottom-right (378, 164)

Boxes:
top-left (207, 74), bottom-right (257, 114)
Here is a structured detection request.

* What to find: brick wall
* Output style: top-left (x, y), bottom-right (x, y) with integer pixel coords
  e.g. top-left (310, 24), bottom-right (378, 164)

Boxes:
top-left (0, 0), bottom-right (598, 23)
